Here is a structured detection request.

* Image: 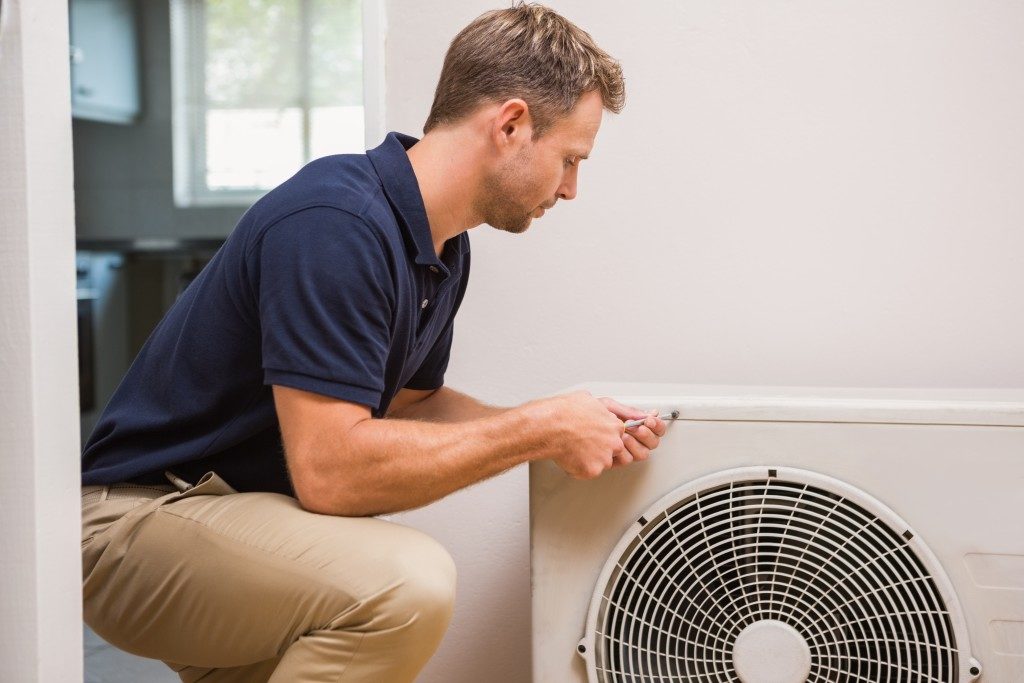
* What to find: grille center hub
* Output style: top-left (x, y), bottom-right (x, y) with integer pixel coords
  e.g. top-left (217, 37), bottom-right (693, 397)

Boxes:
top-left (732, 619), bottom-right (811, 683)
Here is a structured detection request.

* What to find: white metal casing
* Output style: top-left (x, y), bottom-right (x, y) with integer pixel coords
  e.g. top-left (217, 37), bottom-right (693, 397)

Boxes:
top-left (530, 384), bottom-right (1024, 682)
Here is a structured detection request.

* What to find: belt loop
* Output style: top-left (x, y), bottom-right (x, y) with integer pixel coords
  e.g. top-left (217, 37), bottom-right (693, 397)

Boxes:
top-left (164, 470), bottom-right (193, 493)
top-left (100, 485), bottom-right (110, 503)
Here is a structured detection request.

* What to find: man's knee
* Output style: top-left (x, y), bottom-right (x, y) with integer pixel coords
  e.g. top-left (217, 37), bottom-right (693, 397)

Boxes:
top-left (329, 530), bottom-right (457, 638)
top-left (384, 534), bottom-right (457, 632)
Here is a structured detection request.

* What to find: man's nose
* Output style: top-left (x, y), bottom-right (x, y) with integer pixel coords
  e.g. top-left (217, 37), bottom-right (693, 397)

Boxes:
top-left (557, 176), bottom-right (578, 201)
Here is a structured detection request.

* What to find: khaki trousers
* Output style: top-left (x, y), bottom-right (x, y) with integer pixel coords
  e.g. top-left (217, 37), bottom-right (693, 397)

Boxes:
top-left (81, 471), bottom-right (456, 682)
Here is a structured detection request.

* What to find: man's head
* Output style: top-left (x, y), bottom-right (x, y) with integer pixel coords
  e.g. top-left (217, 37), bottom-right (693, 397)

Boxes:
top-left (424, 3), bottom-right (625, 233)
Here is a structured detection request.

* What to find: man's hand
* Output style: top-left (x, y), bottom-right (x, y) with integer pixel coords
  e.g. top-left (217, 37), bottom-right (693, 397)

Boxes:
top-left (599, 397), bottom-right (667, 467)
top-left (524, 391), bottom-right (668, 480)
top-left (524, 391), bottom-right (624, 479)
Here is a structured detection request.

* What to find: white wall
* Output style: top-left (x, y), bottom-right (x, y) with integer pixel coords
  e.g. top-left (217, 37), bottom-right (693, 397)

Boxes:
top-left (0, 0), bottom-right (83, 681)
top-left (386, 2), bottom-right (1024, 681)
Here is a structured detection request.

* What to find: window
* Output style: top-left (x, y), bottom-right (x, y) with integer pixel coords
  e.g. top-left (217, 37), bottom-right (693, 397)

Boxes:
top-left (170, 0), bottom-right (383, 207)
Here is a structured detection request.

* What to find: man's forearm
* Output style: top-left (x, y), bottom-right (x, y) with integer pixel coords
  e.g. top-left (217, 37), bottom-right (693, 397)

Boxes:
top-left (391, 386), bottom-right (507, 422)
top-left (304, 404), bottom-right (545, 517)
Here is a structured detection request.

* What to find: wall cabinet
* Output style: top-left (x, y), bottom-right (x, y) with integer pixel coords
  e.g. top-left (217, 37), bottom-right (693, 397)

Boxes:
top-left (70, 0), bottom-right (140, 124)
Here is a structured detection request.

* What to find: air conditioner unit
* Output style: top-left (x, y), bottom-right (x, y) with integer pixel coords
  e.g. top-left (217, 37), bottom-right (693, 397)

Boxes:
top-left (530, 384), bottom-right (1024, 683)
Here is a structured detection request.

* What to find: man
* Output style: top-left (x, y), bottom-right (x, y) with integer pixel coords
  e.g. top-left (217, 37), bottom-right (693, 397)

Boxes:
top-left (81, 4), bottom-right (666, 681)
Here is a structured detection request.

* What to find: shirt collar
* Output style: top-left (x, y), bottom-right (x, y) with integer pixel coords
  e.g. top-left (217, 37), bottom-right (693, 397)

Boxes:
top-left (367, 131), bottom-right (452, 268)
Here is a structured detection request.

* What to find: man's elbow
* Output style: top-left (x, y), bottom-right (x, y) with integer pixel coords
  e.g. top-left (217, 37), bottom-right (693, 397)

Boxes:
top-left (282, 413), bottom-right (378, 516)
top-left (386, 387), bottom-right (440, 419)
top-left (293, 478), bottom-right (380, 517)
top-left (286, 444), bottom-right (364, 516)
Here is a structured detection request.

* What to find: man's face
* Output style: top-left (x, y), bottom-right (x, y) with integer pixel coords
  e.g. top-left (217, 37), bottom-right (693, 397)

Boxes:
top-left (477, 90), bottom-right (604, 234)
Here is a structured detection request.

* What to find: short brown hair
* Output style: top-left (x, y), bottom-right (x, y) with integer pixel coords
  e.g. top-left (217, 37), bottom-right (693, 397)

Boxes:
top-left (423, 3), bottom-right (625, 137)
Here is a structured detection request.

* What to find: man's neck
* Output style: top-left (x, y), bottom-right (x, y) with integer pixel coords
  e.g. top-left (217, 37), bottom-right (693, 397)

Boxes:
top-left (405, 129), bottom-right (484, 256)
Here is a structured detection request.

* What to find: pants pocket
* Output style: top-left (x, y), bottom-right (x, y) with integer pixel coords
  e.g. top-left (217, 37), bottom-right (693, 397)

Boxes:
top-left (172, 471), bottom-right (238, 499)
top-left (81, 472), bottom-right (237, 581)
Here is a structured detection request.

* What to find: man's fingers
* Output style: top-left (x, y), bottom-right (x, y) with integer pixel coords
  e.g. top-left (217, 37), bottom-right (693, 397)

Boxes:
top-left (622, 432), bottom-right (651, 462)
top-left (618, 409), bottom-right (670, 433)
top-left (643, 412), bottom-right (669, 437)
top-left (612, 449), bottom-right (634, 467)
top-left (653, 418), bottom-right (668, 438)
top-left (626, 419), bottom-right (665, 443)
top-left (598, 396), bottom-right (647, 421)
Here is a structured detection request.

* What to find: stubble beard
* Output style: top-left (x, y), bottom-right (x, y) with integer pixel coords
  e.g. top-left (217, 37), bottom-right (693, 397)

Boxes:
top-left (476, 152), bottom-right (537, 235)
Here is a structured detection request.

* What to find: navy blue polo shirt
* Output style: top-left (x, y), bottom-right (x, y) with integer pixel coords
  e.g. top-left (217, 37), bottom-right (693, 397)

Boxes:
top-left (81, 132), bottom-right (470, 495)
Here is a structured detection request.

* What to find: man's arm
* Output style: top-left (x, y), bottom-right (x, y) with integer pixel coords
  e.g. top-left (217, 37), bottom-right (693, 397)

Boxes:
top-left (273, 385), bottom-right (656, 517)
top-left (387, 386), bottom-right (506, 422)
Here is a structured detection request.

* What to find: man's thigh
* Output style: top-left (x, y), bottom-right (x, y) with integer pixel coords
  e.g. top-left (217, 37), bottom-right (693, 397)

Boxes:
top-left (82, 473), bottom-right (453, 671)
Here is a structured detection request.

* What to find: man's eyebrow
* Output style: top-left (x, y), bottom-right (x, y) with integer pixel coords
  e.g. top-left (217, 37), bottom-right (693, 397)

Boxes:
top-left (570, 150), bottom-right (590, 160)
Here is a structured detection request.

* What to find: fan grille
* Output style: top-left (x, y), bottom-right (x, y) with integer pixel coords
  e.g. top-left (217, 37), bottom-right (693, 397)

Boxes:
top-left (592, 473), bottom-right (959, 682)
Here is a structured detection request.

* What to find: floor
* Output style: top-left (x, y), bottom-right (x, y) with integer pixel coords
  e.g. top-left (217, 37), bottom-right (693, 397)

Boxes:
top-left (85, 623), bottom-right (177, 683)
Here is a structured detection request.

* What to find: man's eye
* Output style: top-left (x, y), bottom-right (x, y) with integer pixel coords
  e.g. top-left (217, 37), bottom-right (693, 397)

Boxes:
top-left (565, 157), bottom-right (578, 167)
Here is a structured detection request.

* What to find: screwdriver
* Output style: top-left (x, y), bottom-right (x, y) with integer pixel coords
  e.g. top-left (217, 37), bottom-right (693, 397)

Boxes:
top-left (623, 410), bottom-right (679, 429)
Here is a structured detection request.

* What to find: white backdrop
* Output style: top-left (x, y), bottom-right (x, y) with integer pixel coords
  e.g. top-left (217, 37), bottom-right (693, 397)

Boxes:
top-left (386, 2), bottom-right (1024, 681)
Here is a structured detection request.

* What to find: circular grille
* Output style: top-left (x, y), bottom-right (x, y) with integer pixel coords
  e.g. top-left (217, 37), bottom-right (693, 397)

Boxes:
top-left (583, 467), bottom-right (970, 683)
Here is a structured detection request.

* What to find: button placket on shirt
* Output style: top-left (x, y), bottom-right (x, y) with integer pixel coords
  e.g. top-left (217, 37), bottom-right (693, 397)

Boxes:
top-left (414, 263), bottom-right (447, 338)
top-left (413, 233), bottom-right (461, 342)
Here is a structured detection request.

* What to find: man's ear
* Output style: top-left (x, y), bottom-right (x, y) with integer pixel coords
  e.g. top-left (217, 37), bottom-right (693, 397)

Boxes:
top-left (492, 98), bottom-right (532, 151)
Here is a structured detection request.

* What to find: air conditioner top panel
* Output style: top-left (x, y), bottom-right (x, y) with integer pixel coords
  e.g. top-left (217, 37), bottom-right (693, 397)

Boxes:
top-left (570, 382), bottom-right (1024, 427)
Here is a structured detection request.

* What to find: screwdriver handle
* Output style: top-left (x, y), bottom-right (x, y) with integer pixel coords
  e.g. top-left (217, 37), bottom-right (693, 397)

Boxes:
top-left (623, 410), bottom-right (679, 428)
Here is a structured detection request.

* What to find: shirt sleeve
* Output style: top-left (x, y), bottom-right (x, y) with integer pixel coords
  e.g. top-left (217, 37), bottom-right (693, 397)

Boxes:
top-left (257, 207), bottom-right (395, 408)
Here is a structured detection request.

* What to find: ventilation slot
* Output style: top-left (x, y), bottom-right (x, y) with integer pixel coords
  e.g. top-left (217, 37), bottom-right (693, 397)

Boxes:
top-left (592, 477), bottom-right (958, 682)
